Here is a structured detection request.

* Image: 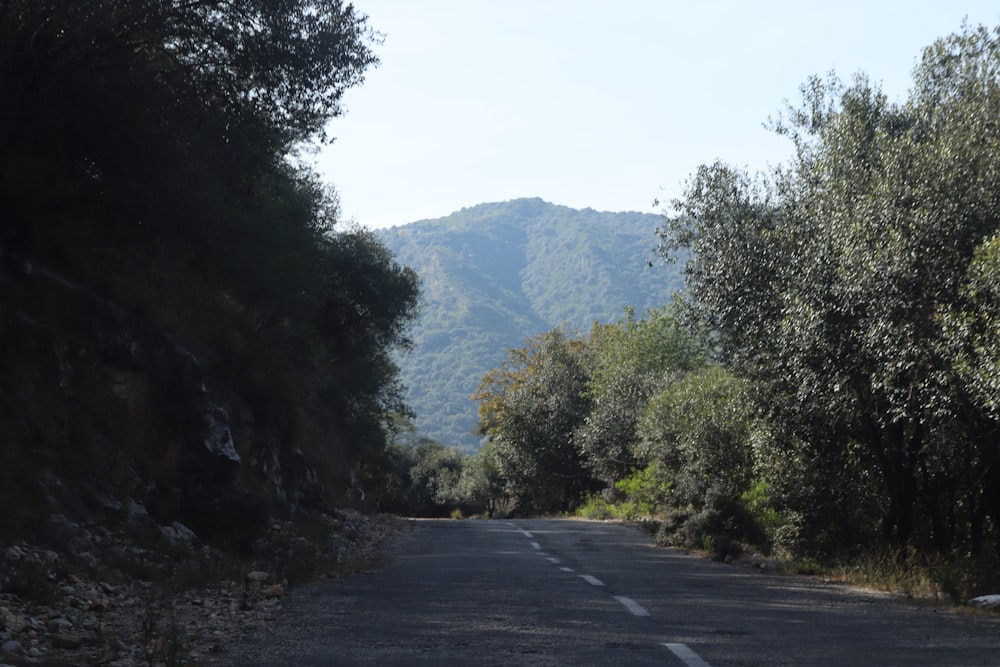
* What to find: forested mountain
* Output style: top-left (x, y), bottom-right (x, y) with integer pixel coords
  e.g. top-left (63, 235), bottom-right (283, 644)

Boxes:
top-left (378, 198), bottom-right (684, 451)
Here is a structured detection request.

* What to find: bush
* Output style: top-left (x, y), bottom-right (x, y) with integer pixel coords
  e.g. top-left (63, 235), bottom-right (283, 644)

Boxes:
top-left (575, 495), bottom-right (621, 521)
top-left (653, 507), bottom-right (745, 561)
top-left (612, 465), bottom-right (671, 518)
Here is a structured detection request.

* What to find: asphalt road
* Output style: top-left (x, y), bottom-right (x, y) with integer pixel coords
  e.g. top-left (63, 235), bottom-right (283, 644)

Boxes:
top-left (223, 519), bottom-right (1000, 666)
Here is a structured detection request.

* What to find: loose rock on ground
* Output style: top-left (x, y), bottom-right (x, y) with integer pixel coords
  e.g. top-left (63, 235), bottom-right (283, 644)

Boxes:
top-left (0, 509), bottom-right (401, 666)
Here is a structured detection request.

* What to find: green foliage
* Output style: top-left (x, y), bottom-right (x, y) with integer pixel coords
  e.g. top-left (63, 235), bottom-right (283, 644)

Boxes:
top-left (471, 310), bottom-right (712, 519)
top-left (575, 496), bottom-right (622, 521)
top-left (749, 419), bottom-right (882, 558)
top-left (947, 232), bottom-right (1000, 418)
top-left (474, 328), bottom-right (599, 514)
top-left (371, 435), bottom-right (510, 518)
top-left (658, 21), bottom-right (1000, 559)
top-left (371, 438), bottom-right (472, 517)
top-left (638, 366), bottom-right (755, 516)
top-left (576, 465), bottom-right (672, 520)
top-left (612, 465), bottom-right (672, 516)
top-left (575, 305), bottom-right (707, 484)
top-left (407, 441), bottom-right (466, 510)
top-left (0, 0), bottom-right (421, 524)
top-left (456, 442), bottom-right (510, 517)
top-left (739, 481), bottom-right (784, 536)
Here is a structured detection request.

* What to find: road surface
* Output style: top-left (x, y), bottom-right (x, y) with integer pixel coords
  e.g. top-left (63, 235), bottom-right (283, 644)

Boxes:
top-left (223, 519), bottom-right (1000, 666)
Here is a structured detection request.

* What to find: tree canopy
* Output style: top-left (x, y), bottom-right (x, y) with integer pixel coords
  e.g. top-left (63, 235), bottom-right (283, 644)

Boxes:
top-left (0, 0), bottom-right (419, 510)
top-left (474, 329), bottom-right (597, 513)
top-left (659, 22), bottom-right (1000, 557)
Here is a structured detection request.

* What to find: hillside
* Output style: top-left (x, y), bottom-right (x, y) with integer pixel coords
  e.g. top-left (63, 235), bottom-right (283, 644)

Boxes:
top-left (378, 198), bottom-right (684, 451)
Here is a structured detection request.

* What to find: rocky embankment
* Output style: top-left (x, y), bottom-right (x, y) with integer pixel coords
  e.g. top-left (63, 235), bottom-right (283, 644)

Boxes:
top-left (0, 510), bottom-right (401, 666)
top-left (0, 251), bottom-right (404, 665)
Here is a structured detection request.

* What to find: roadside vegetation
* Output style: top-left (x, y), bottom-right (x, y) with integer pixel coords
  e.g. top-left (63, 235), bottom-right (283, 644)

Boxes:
top-left (391, 23), bottom-right (1000, 606)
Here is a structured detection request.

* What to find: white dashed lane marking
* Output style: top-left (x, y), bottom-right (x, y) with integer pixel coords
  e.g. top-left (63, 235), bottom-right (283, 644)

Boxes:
top-left (516, 527), bottom-right (715, 666)
top-left (663, 643), bottom-right (713, 667)
top-left (614, 595), bottom-right (649, 616)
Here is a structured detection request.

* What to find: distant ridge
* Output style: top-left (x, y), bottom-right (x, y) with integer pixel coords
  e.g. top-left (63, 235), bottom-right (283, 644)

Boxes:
top-left (378, 198), bottom-right (683, 451)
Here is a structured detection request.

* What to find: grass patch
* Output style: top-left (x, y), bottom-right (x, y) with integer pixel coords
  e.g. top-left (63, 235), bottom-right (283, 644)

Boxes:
top-left (826, 548), bottom-right (1000, 603)
top-left (783, 559), bottom-right (829, 576)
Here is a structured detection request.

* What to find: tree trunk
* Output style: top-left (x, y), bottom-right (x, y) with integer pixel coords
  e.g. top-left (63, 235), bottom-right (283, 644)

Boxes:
top-left (879, 420), bottom-right (921, 548)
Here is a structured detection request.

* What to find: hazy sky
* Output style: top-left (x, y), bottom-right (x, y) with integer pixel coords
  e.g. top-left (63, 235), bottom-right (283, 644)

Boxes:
top-left (315, 1), bottom-right (1000, 230)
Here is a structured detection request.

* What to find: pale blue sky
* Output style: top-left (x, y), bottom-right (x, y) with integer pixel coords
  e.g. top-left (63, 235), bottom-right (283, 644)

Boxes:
top-left (316, 1), bottom-right (1000, 230)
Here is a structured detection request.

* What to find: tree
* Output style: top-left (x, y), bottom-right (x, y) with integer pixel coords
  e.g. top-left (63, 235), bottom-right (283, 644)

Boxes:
top-left (474, 329), bottom-right (596, 513)
top-left (368, 439), bottom-right (468, 517)
top-left (0, 1), bottom-right (421, 515)
top-left (949, 233), bottom-right (1000, 419)
top-left (943, 233), bottom-right (1000, 552)
top-left (456, 441), bottom-right (509, 517)
top-left (658, 23), bottom-right (1000, 556)
top-left (0, 1), bottom-right (380, 291)
top-left (403, 440), bottom-right (467, 516)
top-left (0, 1), bottom-right (378, 152)
top-left (575, 306), bottom-right (707, 486)
top-left (636, 365), bottom-right (756, 548)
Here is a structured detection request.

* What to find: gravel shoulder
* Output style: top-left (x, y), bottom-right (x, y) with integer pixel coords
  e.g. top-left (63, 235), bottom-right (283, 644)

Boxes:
top-left (0, 510), bottom-right (403, 667)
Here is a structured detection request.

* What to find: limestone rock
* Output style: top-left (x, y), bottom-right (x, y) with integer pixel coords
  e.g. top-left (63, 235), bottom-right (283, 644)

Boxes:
top-left (46, 618), bottom-right (72, 633)
top-left (968, 594), bottom-right (1000, 610)
top-left (246, 571), bottom-right (270, 584)
top-left (203, 405), bottom-right (239, 463)
top-left (161, 521), bottom-right (197, 545)
top-left (0, 608), bottom-right (28, 635)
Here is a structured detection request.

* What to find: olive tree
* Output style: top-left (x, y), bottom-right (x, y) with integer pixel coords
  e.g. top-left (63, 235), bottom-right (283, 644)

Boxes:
top-left (575, 306), bottom-right (707, 488)
top-left (474, 329), bottom-right (596, 513)
top-left (659, 23), bottom-right (1000, 556)
top-left (636, 365), bottom-right (757, 550)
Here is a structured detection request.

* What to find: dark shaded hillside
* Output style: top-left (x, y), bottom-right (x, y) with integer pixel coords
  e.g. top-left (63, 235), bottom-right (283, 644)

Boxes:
top-left (0, 0), bottom-right (417, 589)
top-left (379, 198), bottom-right (684, 451)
